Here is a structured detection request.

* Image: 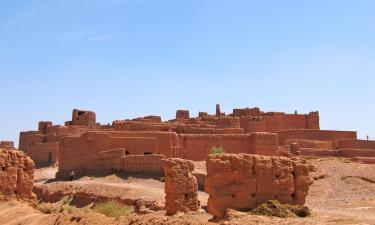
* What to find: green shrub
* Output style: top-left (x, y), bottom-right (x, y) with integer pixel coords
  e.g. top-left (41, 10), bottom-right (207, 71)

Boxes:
top-left (210, 146), bottom-right (224, 154)
top-left (92, 201), bottom-right (133, 218)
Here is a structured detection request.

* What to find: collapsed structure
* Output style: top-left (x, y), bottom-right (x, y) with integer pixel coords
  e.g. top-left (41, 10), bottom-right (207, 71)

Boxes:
top-left (205, 154), bottom-right (311, 218)
top-left (17, 105), bottom-right (375, 177)
top-left (0, 148), bottom-right (35, 202)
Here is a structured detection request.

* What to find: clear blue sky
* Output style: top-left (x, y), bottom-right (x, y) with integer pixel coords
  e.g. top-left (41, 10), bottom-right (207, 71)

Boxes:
top-left (1, 0), bottom-right (374, 146)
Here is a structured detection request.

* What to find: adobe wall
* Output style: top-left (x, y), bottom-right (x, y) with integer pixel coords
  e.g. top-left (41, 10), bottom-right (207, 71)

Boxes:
top-left (337, 139), bottom-right (375, 150)
top-left (277, 129), bottom-right (357, 145)
top-left (205, 154), bottom-right (311, 218)
top-left (0, 149), bottom-right (35, 201)
top-left (285, 139), bottom-right (333, 149)
top-left (57, 131), bottom-right (179, 178)
top-left (178, 133), bottom-right (278, 161)
top-left (120, 154), bottom-right (166, 175)
top-left (176, 110), bottom-right (190, 121)
top-left (71, 109), bottom-right (96, 127)
top-left (248, 132), bottom-right (278, 156)
top-left (0, 141), bottom-right (15, 150)
top-left (26, 142), bottom-right (59, 164)
top-left (164, 158), bottom-right (200, 215)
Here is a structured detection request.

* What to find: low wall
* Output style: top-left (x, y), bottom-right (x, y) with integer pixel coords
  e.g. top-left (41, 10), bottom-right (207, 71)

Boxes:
top-left (120, 154), bottom-right (165, 175)
top-left (205, 154), bottom-right (311, 218)
top-left (337, 139), bottom-right (375, 150)
top-left (178, 133), bottom-right (278, 161)
top-left (277, 129), bottom-right (357, 145)
top-left (285, 139), bottom-right (333, 149)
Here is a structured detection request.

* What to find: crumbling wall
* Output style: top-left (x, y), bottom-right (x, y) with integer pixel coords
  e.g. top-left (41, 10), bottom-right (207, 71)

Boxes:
top-left (164, 158), bottom-right (200, 215)
top-left (120, 154), bottom-right (166, 175)
top-left (285, 139), bottom-right (333, 149)
top-left (57, 131), bottom-right (179, 178)
top-left (176, 110), bottom-right (190, 121)
top-left (71, 109), bottom-right (96, 127)
top-left (178, 133), bottom-right (278, 160)
top-left (0, 149), bottom-right (35, 201)
top-left (0, 141), bottom-right (15, 150)
top-left (277, 129), bottom-right (357, 146)
top-left (205, 154), bottom-right (311, 218)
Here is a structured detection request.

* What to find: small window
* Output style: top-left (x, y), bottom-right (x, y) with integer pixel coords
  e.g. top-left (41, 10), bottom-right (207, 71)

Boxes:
top-left (125, 151), bottom-right (129, 155)
top-left (144, 152), bottom-right (152, 155)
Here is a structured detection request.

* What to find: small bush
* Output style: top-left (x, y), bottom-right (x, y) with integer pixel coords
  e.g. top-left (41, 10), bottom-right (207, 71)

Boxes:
top-left (210, 146), bottom-right (224, 155)
top-left (251, 200), bottom-right (311, 218)
top-left (92, 201), bottom-right (133, 218)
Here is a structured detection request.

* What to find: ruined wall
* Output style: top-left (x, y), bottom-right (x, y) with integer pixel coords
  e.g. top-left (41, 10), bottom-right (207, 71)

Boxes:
top-left (337, 139), bottom-right (375, 150)
top-left (233, 107), bottom-right (262, 117)
top-left (178, 133), bottom-right (278, 161)
top-left (164, 158), bottom-right (200, 215)
top-left (277, 129), bottom-right (357, 145)
top-left (120, 154), bottom-right (165, 175)
top-left (57, 131), bottom-right (179, 178)
top-left (205, 154), bottom-right (311, 218)
top-left (285, 139), bottom-right (333, 149)
top-left (307, 112), bottom-right (320, 129)
top-left (176, 110), bottom-right (190, 121)
top-left (71, 109), bottom-right (96, 127)
top-left (19, 123), bottom-right (88, 164)
top-left (0, 141), bottom-right (15, 150)
top-left (0, 149), bottom-right (35, 201)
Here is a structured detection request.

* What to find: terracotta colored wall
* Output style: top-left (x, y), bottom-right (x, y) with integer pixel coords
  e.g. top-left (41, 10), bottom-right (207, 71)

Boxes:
top-left (0, 141), bottom-right (15, 150)
top-left (205, 154), bottom-right (311, 218)
top-left (27, 142), bottom-right (59, 164)
top-left (285, 139), bottom-right (333, 149)
top-left (263, 116), bottom-right (284, 132)
top-left (248, 132), bottom-right (278, 156)
top-left (176, 110), bottom-right (190, 120)
top-left (57, 131), bottom-right (179, 178)
top-left (0, 149), bottom-right (35, 201)
top-left (337, 139), bottom-right (375, 150)
top-left (71, 109), bottom-right (96, 127)
top-left (120, 154), bottom-right (165, 174)
top-left (307, 112), bottom-right (320, 129)
top-left (276, 129), bottom-right (357, 145)
top-left (178, 133), bottom-right (278, 160)
top-left (164, 158), bottom-right (200, 215)
top-left (282, 114), bottom-right (308, 130)
top-left (240, 117), bottom-right (265, 133)
top-left (178, 134), bottom-right (250, 161)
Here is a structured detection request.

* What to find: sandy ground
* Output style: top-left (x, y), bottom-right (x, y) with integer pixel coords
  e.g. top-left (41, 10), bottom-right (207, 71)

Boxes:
top-left (1, 157), bottom-right (374, 225)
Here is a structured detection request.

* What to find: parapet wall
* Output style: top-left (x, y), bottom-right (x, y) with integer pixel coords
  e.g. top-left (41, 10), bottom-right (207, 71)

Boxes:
top-left (205, 154), bottom-right (311, 218)
top-left (277, 129), bottom-right (357, 146)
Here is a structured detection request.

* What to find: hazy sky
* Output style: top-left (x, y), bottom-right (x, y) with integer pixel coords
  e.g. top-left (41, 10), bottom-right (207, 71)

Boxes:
top-left (1, 0), bottom-right (375, 145)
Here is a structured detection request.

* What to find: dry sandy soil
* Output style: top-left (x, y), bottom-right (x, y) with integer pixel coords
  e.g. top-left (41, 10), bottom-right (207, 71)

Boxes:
top-left (0, 157), bottom-right (374, 225)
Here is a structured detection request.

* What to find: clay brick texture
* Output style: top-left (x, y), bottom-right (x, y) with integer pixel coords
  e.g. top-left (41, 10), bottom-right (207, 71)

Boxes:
top-left (205, 154), bottom-right (312, 218)
top-left (0, 149), bottom-right (35, 201)
top-left (164, 158), bottom-right (200, 215)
